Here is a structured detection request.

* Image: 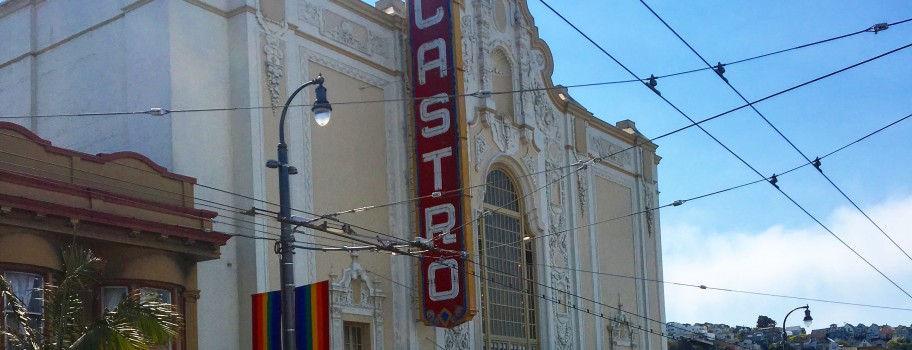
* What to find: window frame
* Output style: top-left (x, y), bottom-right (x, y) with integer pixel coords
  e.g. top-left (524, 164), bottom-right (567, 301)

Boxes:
top-left (1, 264), bottom-right (53, 349)
top-left (96, 279), bottom-right (184, 350)
top-left (478, 169), bottom-right (540, 350)
top-left (342, 320), bottom-right (371, 350)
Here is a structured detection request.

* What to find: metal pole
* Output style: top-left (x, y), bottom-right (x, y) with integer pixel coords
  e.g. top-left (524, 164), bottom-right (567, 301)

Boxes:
top-left (275, 77), bottom-right (322, 350)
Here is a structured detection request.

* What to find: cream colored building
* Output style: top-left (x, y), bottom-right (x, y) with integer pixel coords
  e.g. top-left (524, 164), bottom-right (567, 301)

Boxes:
top-left (0, 0), bottom-right (665, 349)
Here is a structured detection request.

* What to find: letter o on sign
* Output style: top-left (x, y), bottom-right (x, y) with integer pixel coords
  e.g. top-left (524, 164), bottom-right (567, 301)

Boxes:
top-left (428, 259), bottom-right (459, 301)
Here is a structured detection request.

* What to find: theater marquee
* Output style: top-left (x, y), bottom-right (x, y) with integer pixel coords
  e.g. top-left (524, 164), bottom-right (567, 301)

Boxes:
top-left (408, 0), bottom-right (476, 328)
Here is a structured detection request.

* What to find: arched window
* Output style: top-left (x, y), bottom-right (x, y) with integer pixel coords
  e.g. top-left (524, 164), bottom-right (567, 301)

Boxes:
top-left (479, 169), bottom-right (538, 350)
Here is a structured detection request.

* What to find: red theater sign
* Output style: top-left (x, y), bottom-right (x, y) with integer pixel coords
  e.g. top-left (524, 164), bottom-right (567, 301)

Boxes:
top-left (409, 0), bottom-right (475, 328)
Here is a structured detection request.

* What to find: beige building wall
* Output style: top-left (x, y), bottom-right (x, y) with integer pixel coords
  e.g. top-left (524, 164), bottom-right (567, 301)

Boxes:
top-left (0, 0), bottom-right (665, 349)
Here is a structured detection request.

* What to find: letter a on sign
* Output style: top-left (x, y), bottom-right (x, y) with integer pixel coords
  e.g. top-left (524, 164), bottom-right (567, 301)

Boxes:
top-left (409, 0), bottom-right (475, 328)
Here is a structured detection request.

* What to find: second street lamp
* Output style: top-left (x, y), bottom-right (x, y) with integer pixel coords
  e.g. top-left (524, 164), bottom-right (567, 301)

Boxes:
top-left (781, 305), bottom-right (812, 350)
top-left (267, 74), bottom-right (331, 350)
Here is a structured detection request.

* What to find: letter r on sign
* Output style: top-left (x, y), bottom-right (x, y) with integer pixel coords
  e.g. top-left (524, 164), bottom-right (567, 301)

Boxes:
top-left (425, 204), bottom-right (456, 244)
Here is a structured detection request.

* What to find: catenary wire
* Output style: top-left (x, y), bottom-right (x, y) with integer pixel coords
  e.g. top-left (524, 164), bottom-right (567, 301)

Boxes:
top-left (5, 31), bottom-right (908, 231)
top-left (538, 0), bottom-right (912, 300)
top-left (0, 131), bottom-right (408, 245)
top-left (0, 152), bottom-right (378, 249)
top-left (638, 0), bottom-right (912, 264)
top-left (476, 253), bottom-right (912, 312)
top-left (3, 17), bottom-right (910, 120)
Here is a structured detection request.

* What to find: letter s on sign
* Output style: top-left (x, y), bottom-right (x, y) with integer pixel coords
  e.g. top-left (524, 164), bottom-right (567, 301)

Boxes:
top-left (428, 259), bottom-right (459, 301)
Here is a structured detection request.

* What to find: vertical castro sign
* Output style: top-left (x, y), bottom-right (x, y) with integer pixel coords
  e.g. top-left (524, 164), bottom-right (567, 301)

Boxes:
top-left (409, 0), bottom-right (475, 328)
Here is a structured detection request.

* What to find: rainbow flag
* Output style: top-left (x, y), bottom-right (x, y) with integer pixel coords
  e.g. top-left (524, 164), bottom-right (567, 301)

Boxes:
top-left (295, 280), bottom-right (330, 350)
top-left (251, 290), bottom-right (281, 350)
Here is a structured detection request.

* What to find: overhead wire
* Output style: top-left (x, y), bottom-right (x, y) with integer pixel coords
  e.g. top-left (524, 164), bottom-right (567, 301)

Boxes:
top-left (0, 145), bottom-right (386, 249)
top-left (3, 16), bottom-right (910, 121)
top-left (476, 253), bottom-right (912, 312)
top-left (637, 0), bottom-right (912, 264)
top-left (537, 0), bottom-right (912, 300)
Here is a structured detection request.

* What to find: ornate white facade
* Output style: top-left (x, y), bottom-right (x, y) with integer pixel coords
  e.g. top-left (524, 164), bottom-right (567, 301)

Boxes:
top-left (0, 0), bottom-right (664, 349)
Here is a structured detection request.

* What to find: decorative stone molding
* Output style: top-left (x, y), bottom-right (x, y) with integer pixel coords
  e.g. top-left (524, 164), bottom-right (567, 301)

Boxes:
top-left (643, 184), bottom-right (655, 237)
top-left (299, 47), bottom-right (388, 88)
top-left (577, 165), bottom-right (588, 214)
top-left (545, 149), bottom-right (573, 350)
top-left (299, 1), bottom-right (322, 26)
top-left (532, 81), bottom-right (558, 139)
top-left (474, 130), bottom-right (488, 172)
top-left (521, 148), bottom-right (537, 186)
top-left (474, 0), bottom-right (495, 94)
top-left (608, 294), bottom-right (636, 348)
top-left (329, 252), bottom-right (385, 350)
top-left (461, 14), bottom-right (476, 87)
top-left (592, 164), bottom-right (636, 191)
top-left (485, 112), bottom-right (519, 155)
top-left (444, 323), bottom-right (470, 350)
top-left (298, 3), bottom-right (392, 59)
top-left (591, 137), bottom-right (633, 169)
top-left (257, 13), bottom-right (288, 115)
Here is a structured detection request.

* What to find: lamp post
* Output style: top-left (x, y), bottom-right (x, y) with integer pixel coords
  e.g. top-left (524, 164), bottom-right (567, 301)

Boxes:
top-left (266, 74), bottom-right (332, 350)
top-left (781, 305), bottom-right (813, 350)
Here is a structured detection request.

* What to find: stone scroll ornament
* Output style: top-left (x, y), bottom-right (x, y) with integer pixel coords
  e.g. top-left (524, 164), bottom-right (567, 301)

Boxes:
top-left (409, 0), bottom-right (476, 328)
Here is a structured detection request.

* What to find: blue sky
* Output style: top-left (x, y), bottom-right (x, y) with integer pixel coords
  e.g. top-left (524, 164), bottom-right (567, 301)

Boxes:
top-left (524, 1), bottom-right (912, 329)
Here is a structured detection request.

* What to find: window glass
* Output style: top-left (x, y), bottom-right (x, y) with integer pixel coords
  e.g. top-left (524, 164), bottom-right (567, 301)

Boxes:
top-left (3, 272), bottom-right (44, 348)
top-left (480, 170), bottom-right (538, 349)
top-left (343, 321), bottom-right (369, 350)
top-left (101, 286), bottom-right (129, 312)
top-left (139, 287), bottom-right (173, 304)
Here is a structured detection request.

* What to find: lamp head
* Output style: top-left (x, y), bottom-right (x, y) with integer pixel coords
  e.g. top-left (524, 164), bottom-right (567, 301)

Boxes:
top-left (802, 308), bottom-right (813, 328)
top-left (311, 74), bottom-right (332, 126)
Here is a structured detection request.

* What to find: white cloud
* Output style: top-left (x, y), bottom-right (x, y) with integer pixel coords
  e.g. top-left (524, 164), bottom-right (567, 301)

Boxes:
top-left (662, 196), bottom-right (912, 328)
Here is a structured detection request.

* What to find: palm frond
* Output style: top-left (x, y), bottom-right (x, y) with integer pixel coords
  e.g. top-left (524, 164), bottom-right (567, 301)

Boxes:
top-left (109, 292), bottom-right (182, 346)
top-left (69, 317), bottom-right (147, 350)
top-left (0, 274), bottom-right (40, 350)
top-left (43, 245), bottom-right (102, 348)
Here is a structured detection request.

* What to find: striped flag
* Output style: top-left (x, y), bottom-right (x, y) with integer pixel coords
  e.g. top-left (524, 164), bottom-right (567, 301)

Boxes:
top-left (251, 290), bottom-right (282, 350)
top-left (295, 280), bottom-right (330, 350)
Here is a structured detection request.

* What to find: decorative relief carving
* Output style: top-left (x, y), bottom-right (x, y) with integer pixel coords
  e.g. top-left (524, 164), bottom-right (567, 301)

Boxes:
top-left (444, 324), bottom-right (470, 350)
top-left (474, 131), bottom-right (488, 172)
top-left (299, 1), bottom-right (322, 26)
top-left (644, 185), bottom-right (655, 237)
top-left (461, 15), bottom-right (476, 75)
top-left (545, 150), bottom-right (573, 350)
top-left (485, 113), bottom-right (519, 155)
top-left (264, 34), bottom-right (285, 114)
top-left (257, 13), bottom-right (288, 115)
top-left (475, 0), bottom-right (494, 93)
top-left (532, 81), bottom-right (558, 138)
top-left (522, 149), bottom-right (537, 186)
top-left (298, 3), bottom-right (392, 59)
top-left (609, 294), bottom-right (635, 348)
top-left (556, 314), bottom-right (574, 349)
top-left (323, 14), bottom-right (369, 53)
top-left (329, 252), bottom-right (386, 350)
top-left (368, 31), bottom-right (392, 58)
top-left (593, 138), bottom-right (633, 168)
top-left (577, 165), bottom-right (588, 214)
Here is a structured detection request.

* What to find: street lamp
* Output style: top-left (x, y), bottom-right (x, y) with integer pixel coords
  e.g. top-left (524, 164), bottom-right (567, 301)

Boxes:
top-left (267, 74), bottom-right (331, 350)
top-left (781, 305), bottom-right (813, 350)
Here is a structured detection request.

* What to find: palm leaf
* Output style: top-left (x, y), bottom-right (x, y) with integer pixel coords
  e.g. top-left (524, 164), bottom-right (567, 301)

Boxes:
top-left (0, 274), bottom-right (41, 350)
top-left (110, 292), bottom-right (182, 345)
top-left (70, 291), bottom-right (182, 350)
top-left (43, 245), bottom-right (102, 348)
top-left (69, 316), bottom-right (147, 350)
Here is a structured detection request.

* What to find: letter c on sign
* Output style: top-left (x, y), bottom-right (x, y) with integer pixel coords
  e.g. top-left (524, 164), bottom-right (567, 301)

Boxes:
top-left (428, 259), bottom-right (459, 301)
